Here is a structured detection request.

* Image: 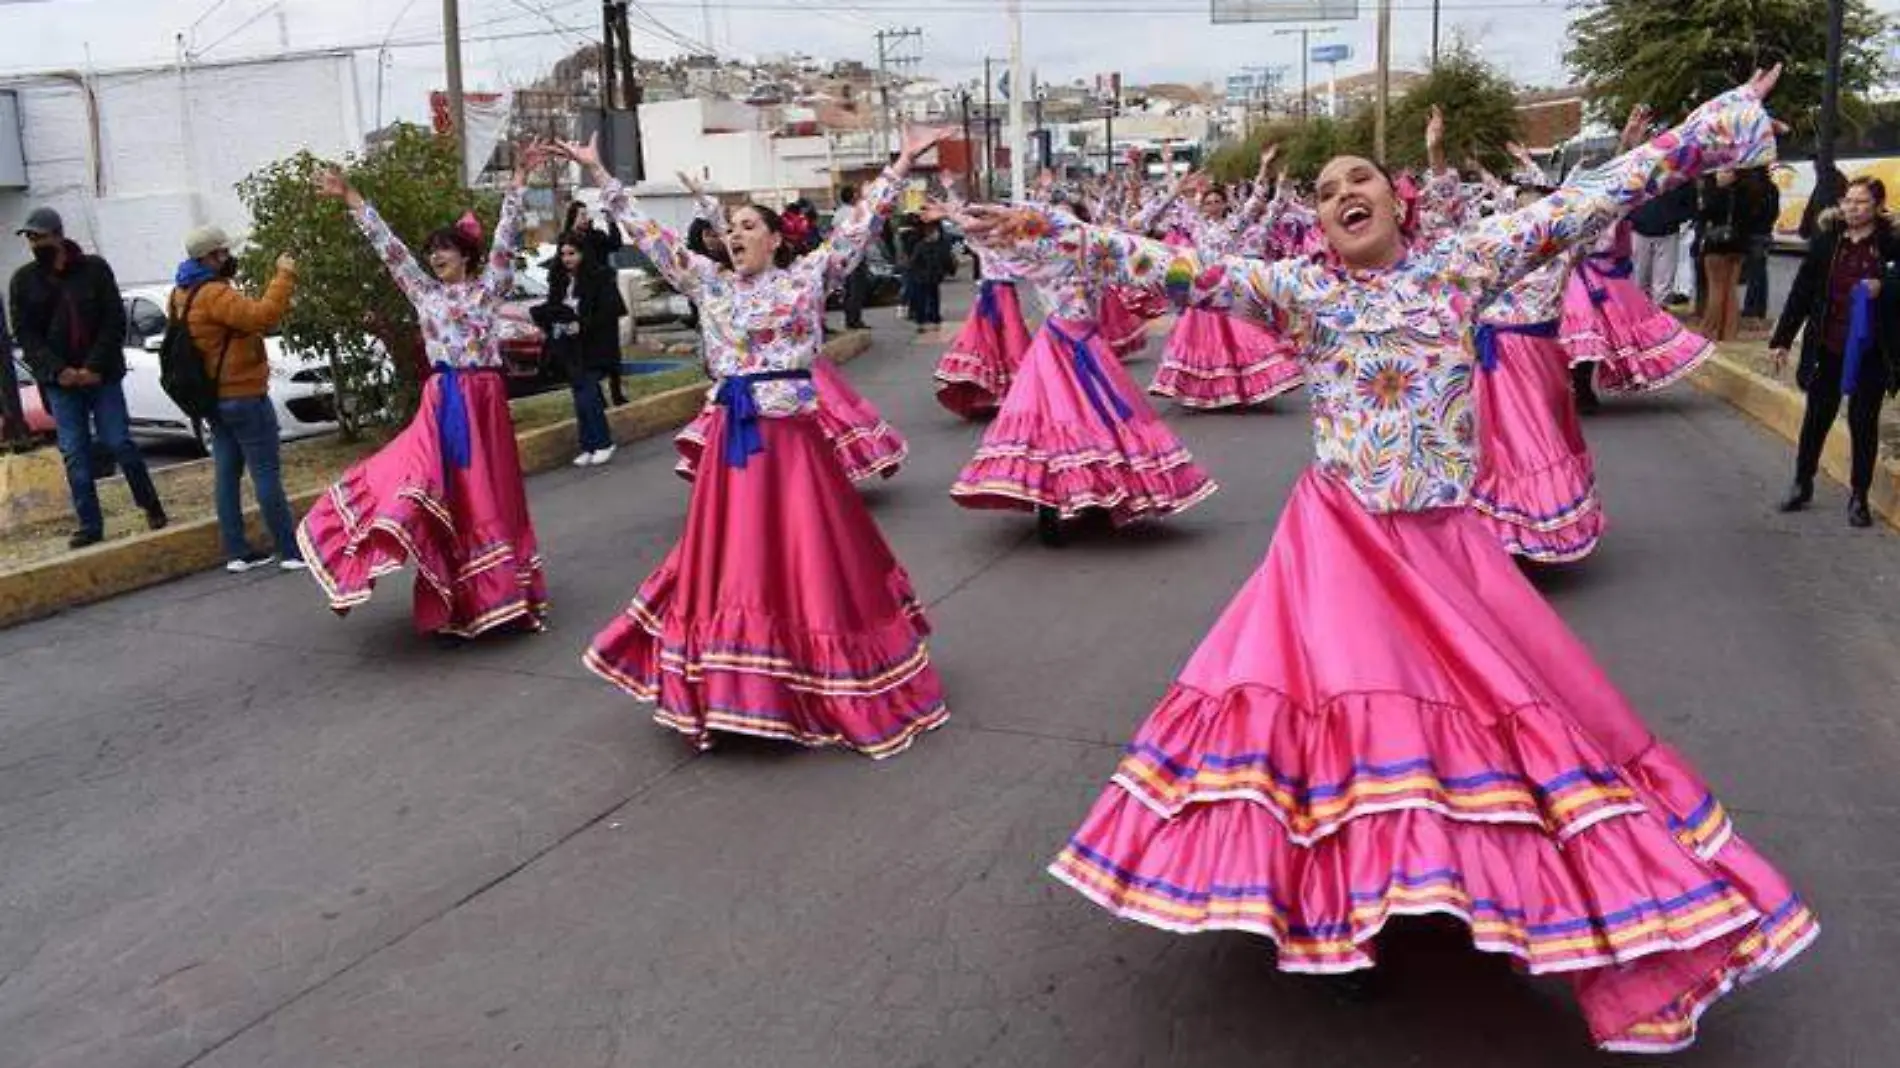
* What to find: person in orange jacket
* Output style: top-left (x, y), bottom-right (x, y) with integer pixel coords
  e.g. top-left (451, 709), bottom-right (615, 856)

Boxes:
top-left (171, 226), bottom-right (302, 572)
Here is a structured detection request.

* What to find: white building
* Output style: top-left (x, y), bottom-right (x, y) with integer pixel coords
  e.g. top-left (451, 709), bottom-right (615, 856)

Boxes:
top-left (638, 97), bottom-right (891, 208)
top-left (0, 52), bottom-right (366, 286)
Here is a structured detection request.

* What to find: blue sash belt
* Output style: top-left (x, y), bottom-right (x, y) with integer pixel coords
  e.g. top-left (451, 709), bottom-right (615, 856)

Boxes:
top-left (713, 369), bottom-right (815, 468)
top-left (1049, 322), bottom-right (1133, 427)
top-left (1472, 319), bottom-right (1561, 373)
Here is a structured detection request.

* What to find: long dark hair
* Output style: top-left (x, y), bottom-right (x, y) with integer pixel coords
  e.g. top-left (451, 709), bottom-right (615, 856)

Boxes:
top-left (686, 217), bottom-right (732, 268)
top-left (733, 203), bottom-right (796, 268)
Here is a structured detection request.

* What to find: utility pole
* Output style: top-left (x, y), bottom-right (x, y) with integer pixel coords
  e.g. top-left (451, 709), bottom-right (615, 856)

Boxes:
top-left (599, 0), bottom-right (644, 182)
top-left (983, 57), bottom-right (995, 199)
top-left (1817, 0), bottom-right (1846, 182)
top-left (960, 89), bottom-right (975, 191)
top-left (874, 27), bottom-right (923, 160)
top-left (1273, 26), bottom-right (1335, 123)
top-left (1374, 0), bottom-right (1392, 162)
top-left (1007, 0), bottom-right (1026, 202)
top-left (1431, 0), bottom-right (1441, 68)
top-left (444, 0), bottom-right (467, 180)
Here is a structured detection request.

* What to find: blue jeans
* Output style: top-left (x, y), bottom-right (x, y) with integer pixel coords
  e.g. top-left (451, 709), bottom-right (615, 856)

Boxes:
top-left (570, 369), bottom-right (612, 452)
top-left (45, 378), bottom-right (162, 536)
top-left (210, 396), bottom-right (299, 561)
top-left (907, 282), bottom-right (942, 325)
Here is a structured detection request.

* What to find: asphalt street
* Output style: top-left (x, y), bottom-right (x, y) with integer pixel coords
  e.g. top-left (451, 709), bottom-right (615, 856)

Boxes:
top-left (7, 280), bottom-right (1900, 1068)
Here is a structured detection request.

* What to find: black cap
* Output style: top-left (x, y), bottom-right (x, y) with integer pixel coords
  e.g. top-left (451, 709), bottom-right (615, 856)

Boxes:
top-left (16, 207), bottom-right (62, 237)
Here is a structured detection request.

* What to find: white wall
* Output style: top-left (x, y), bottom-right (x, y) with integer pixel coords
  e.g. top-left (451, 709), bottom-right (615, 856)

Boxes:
top-left (0, 54), bottom-right (362, 285)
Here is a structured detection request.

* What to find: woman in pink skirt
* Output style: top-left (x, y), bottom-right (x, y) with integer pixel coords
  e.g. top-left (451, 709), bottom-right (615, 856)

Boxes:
top-left (671, 179), bottom-right (909, 481)
top-left (962, 70), bottom-right (1814, 1052)
top-left (950, 195), bottom-right (1217, 545)
top-left (573, 130), bottom-right (946, 758)
top-left (933, 241), bottom-right (1034, 419)
top-left (1472, 184), bottom-right (1605, 562)
top-left (296, 145), bottom-right (551, 639)
top-left (1143, 148), bottom-right (1304, 409)
top-left (1547, 117), bottom-right (1715, 403)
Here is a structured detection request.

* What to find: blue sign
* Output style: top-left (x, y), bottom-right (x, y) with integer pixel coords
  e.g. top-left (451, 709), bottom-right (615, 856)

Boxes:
top-left (1311, 43), bottom-right (1352, 63)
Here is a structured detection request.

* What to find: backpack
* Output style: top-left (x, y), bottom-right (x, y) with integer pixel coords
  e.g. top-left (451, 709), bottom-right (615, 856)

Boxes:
top-left (158, 284), bottom-right (230, 423)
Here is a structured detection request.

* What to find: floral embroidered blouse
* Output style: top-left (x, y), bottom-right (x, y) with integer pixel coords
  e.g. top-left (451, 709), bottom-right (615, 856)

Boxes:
top-left (984, 87), bottom-right (1773, 514)
top-left (352, 189), bottom-right (523, 370)
top-left (598, 169), bottom-right (900, 417)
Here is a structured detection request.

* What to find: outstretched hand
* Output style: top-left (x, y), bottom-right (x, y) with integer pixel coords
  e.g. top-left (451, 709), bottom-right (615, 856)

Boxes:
top-left (1425, 105), bottom-right (1445, 151)
top-left (1256, 143), bottom-right (1280, 182)
top-left (1748, 63), bottom-right (1782, 101)
top-left (900, 125), bottom-right (949, 162)
top-left (315, 166), bottom-right (350, 200)
top-left (556, 133), bottom-right (603, 170)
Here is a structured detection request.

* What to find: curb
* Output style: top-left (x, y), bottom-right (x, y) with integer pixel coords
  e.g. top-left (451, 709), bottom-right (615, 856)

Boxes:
top-left (1690, 352), bottom-right (1900, 530)
top-left (0, 331), bottom-right (874, 628)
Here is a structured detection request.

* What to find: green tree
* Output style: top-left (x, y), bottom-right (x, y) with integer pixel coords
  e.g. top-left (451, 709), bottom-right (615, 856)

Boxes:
top-left (1380, 42), bottom-right (1521, 172)
top-left (1208, 116), bottom-right (1366, 183)
top-left (1567, 0), bottom-right (1891, 139)
top-left (235, 125), bottom-right (501, 439)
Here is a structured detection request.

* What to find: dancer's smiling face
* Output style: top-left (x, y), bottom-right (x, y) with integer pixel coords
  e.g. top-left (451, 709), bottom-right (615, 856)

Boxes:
top-left (1316, 155), bottom-right (1405, 270)
top-left (1199, 188), bottom-right (1229, 220)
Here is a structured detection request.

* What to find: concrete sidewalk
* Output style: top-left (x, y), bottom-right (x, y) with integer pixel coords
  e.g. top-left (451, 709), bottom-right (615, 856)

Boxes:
top-left (5, 285), bottom-right (1899, 1068)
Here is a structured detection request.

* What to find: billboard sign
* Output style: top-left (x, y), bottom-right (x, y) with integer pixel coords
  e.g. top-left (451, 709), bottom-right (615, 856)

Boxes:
top-left (1311, 43), bottom-right (1352, 63)
top-left (1210, 0), bottom-right (1358, 23)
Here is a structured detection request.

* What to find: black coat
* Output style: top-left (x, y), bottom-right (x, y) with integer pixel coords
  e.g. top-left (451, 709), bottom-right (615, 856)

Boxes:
top-left (905, 235), bottom-right (954, 287)
top-left (9, 242), bottom-right (126, 384)
top-left (1769, 213), bottom-right (1900, 395)
top-left (531, 265), bottom-right (626, 378)
top-left (1697, 182), bottom-right (1747, 256)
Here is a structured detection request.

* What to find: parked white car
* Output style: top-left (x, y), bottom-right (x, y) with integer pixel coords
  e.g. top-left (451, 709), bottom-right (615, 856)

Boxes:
top-left (118, 285), bottom-right (338, 446)
top-left (514, 246), bottom-right (692, 330)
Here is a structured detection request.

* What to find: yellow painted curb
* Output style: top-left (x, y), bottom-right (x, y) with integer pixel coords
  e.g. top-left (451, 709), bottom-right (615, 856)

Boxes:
top-left (0, 331), bottom-right (876, 628)
top-left (1690, 353), bottom-right (1900, 530)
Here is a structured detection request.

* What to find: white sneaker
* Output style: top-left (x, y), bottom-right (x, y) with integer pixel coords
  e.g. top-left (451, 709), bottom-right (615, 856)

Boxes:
top-left (226, 553), bottom-right (273, 574)
top-left (278, 557), bottom-right (309, 572)
top-left (591, 445), bottom-right (616, 465)
top-left (572, 451), bottom-right (596, 467)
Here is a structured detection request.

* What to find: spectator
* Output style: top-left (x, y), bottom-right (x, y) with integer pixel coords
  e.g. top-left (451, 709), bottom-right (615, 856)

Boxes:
top-left (1769, 176), bottom-right (1900, 527)
top-left (172, 225), bottom-right (303, 572)
top-left (836, 184), bottom-right (871, 331)
top-left (1629, 182), bottom-right (1696, 306)
top-left (1697, 171), bottom-right (1748, 342)
top-left (9, 207), bottom-right (167, 549)
top-left (903, 218), bottom-right (954, 334)
top-left (1739, 166), bottom-right (1781, 321)
top-left (532, 233), bottom-right (627, 468)
top-left (552, 200), bottom-right (627, 405)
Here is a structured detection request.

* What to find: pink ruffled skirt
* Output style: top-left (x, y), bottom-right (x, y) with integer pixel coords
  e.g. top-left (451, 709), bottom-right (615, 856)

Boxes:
top-left (1150, 308), bottom-right (1304, 409)
top-left (1052, 470), bottom-right (1816, 1053)
top-left (296, 370), bottom-right (547, 638)
top-left (935, 280), bottom-right (1034, 419)
top-left (1559, 257), bottom-right (1712, 394)
top-left (950, 316), bottom-right (1217, 525)
top-left (677, 359), bottom-right (906, 483)
top-left (1099, 288), bottom-right (1155, 361)
top-left (1472, 329), bottom-right (1605, 562)
top-left (587, 410), bottom-right (946, 757)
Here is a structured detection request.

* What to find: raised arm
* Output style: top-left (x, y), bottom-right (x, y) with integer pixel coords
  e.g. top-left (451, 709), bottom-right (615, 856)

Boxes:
top-left (679, 171), bottom-right (729, 237)
top-left (320, 167), bottom-right (434, 304)
top-left (806, 126), bottom-right (944, 290)
top-left (564, 135), bottom-right (717, 300)
top-left (1443, 72), bottom-right (1780, 303)
top-left (964, 202), bottom-right (1329, 320)
top-left (479, 188), bottom-right (525, 302)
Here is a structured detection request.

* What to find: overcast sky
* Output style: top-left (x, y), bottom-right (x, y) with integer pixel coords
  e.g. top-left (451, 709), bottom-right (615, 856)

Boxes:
top-left (4, 0), bottom-right (1900, 130)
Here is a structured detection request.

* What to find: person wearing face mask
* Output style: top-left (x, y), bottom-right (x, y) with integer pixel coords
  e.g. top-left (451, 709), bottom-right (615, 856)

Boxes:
top-left (568, 129), bottom-right (946, 759)
top-left (960, 70), bottom-right (1814, 1052)
top-left (9, 207), bottom-right (168, 548)
top-left (294, 141), bottom-right (552, 640)
top-left (171, 226), bottom-right (302, 572)
top-left (1769, 176), bottom-right (1900, 527)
